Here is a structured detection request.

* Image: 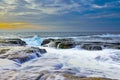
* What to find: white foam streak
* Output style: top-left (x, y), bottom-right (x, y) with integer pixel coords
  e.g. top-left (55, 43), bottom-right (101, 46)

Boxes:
top-left (39, 47), bottom-right (120, 79)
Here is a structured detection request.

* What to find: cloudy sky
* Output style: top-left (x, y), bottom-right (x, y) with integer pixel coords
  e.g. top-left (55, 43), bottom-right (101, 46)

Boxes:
top-left (0, 0), bottom-right (120, 32)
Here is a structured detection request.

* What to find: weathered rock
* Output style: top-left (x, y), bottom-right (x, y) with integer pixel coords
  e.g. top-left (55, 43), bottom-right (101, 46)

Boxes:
top-left (36, 71), bottom-right (113, 80)
top-left (0, 48), bottom-right (10, 54)
top-left (103, 43), bottom-right (120, 49)
top-left (41, 39), bottom-right (54, 46)
top-left (0, 70), bottom-right (49, 80)
top-left (81, 44), bottom-right (102, 50)
top-left (0, 38), bottom-right (26, 46)
top-left (57, 42), bottom-right (75, 49)
top-left (0, 46), bottom-right (46, 63)
top-left (0, 70), bottom-right (113, 80)
top-left (41, 38), bottom-right (75, 48)
top-left (43, 41), bottom-right (56, 47)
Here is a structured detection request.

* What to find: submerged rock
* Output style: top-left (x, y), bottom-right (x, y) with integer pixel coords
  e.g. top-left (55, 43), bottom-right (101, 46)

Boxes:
top-left (81, 44), bottom-right (102, 50)
top-left (0, 38), bottom-right (26, 46)
top-left (41, 39), bottom-right (55, 46)
top-left (0, 70), bottom-right (113, 80)
top-left (0, 46), bottom-right (47, 63)
top-left (21, 58), bottom-right (63, 71)
top-left (57, 42), bottom-right (75, 49)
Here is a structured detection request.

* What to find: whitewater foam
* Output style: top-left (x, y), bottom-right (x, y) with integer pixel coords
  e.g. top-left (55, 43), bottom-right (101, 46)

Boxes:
top-left (38, 47), bottom-right (120, 79)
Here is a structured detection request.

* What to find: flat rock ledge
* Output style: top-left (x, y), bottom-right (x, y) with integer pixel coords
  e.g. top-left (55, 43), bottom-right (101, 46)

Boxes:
top-left (0, 38), bottom-right (26, 46)
top-left (0, 70), bottom-right (113, 80)
top-left (0, 46), bottom-right (47, 63)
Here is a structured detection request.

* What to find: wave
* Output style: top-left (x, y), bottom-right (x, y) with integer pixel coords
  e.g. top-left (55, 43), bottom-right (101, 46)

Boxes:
top-left (93, 34), bottom-right (120, 38)
top-left (22, 35), bottom-right (43, 46)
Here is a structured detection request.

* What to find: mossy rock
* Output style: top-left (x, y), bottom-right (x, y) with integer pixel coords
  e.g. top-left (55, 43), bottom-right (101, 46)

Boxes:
top-left (41, 39), bottom-right (55, 46)
top-left (58, 43), bottom-right (75, 49)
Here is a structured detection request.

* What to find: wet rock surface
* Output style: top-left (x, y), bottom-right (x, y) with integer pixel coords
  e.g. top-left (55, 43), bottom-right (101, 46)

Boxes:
top-left (0, 38), bottom-right (26, 46)
top-left (0, 70), bottom-right (113, 80)
top-left (0, 46), bottom-right (47, 63)
top-left (57, 42), bottom-right (75, 49)
top-left (42, 38), bottom-right (120, 50)
top-left (81, 44), bottom-right (102, 50)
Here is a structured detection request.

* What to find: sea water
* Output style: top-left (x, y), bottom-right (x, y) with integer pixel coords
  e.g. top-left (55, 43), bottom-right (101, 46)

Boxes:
top-left (0, 32), bottom-right (120, 79)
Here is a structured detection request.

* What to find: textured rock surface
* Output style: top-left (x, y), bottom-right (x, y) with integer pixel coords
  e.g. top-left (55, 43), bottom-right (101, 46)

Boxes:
top-left (41, 38), bottom-right (120, 50)
top-left (57, 42), bottom-right (75, 49)
top-left (81, 44), bottom-right (102, 50)
top-left (0, 70), bottom-right (112, 80)
top-left (0, 46), bottom-right (46, 63)
top-left (0, 39), bottom-right (26, 46)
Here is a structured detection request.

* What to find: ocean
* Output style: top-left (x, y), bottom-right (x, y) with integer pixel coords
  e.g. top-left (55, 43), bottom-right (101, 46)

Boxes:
top-left (0, 32), bottom-right (120, 80)
top-left (0, 32), bottom-right (120, 38)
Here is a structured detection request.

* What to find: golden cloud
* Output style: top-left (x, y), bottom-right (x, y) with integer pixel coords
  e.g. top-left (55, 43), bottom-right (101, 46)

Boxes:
top-left (0, 22), bottom-right (49, 30)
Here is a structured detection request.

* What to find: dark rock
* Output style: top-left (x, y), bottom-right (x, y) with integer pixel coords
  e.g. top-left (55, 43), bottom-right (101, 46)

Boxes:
top-left (57, 43), bottom-right (75, 49)
top-left (0, 38), bottom-right (26, 46)
top-left (41, 39), bottom-right (54, 46)
top-left (81, 44), bottom-right (102, 50)
top-left (39, 48), bottom-right (47, 54)
top-left (41, 38), bottom-right (74, 47)
top-left (103, 43), bottom-right (120, 49)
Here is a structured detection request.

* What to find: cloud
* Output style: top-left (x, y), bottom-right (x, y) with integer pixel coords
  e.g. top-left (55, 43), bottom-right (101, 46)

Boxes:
top-left (92, 4), bottom-right (107, 9)
top-left (0, 0), bottom-right (119, 19)
top-left (0, 22), bottom-right (51, 31)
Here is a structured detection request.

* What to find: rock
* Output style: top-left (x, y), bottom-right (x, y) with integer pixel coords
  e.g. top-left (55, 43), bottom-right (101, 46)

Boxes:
top-left (41, 38), bottom-right (74, 48)
top-left (43, 41), bottom-right (56, 47)
top-left (57, 42), bottom-right (75, 49)
top-left (0, 38), bottom-right (26, 46)
top-left (21, 58), bottom-right (63, 71)
top-left (0, 70), bottom-right (113, 80)
top-left (35, 71), bottom-right (112, 80)
top-left (0, 48), bottom-right (10, 54)
top-left (0, 46), bottom-right (46, 63)
top-left (103, 43), bottom-right (120, 49)
top-left (81, 44), bottom-right (102, 50)
top-left (41, 39), bottom-right (54, 46)
top-left (0, 70), bottom-right (49, 80)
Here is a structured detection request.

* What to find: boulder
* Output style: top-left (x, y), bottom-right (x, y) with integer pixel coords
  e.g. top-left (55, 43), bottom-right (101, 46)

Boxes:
top-left (41, 38), bottom-right (74, 48)
top-left (41, 39), bottom-right (54, 46)
top-left (0, 46), bottom-right (47, 63)
top-left (57, 42), bottom-right (75, 49)
top-left (81, 44), bottom-right (102, 50)
top-left (0, 38), bottom-right (26, 46)
top-left (43, 41), bottom-right (56, 47)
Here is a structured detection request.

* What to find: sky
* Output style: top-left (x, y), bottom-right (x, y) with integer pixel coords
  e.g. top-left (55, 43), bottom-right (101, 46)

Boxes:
top-left (0, 0), bottom-right (120, 32)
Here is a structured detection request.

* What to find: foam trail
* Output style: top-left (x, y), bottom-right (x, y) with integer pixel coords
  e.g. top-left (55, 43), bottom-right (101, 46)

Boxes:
top-left (38, 47), bottom-right (120, 79)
